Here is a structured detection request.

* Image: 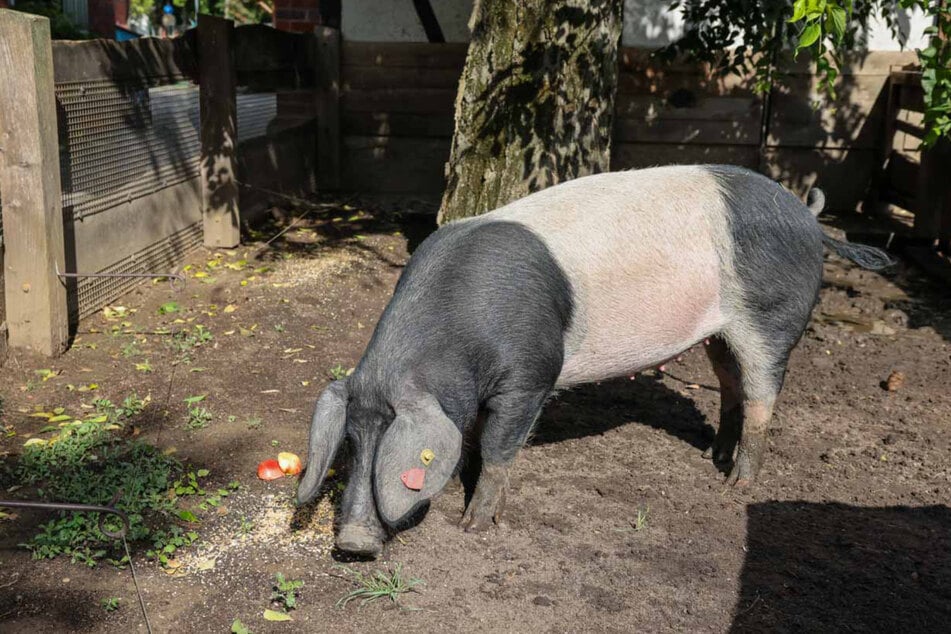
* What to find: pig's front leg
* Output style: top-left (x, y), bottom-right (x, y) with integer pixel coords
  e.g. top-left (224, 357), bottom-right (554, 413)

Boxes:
top-left (460, 389), bottom-right (550, 533)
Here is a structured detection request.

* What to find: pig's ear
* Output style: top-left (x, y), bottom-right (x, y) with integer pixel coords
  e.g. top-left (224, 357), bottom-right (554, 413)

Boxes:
top-left (296, 380), bottom-right (348, 505)
top-left (374, 393), bottom-right (462, 526)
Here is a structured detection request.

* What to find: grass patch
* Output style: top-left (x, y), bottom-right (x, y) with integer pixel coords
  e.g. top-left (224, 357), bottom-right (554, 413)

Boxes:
top-left (335, 564), bottom-right (423, 609)
top-left (271, 572), bottom-right (304, 611)
top-left (14, 395), bottom-right (209, 568)
top-left (634, 506), bottom-right (650, 531)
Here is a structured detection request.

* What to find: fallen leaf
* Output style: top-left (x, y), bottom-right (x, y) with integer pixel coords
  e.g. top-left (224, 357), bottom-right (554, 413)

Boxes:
top-left (223, 304), bottom-right (237, 313)
top-left (263, 609), bottom-right (292, 622)
top-left (196, 558), bottom-right (217, 571)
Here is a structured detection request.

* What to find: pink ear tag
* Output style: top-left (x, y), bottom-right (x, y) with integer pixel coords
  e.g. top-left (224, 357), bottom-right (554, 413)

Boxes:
top-left (400, 467), bottom-right (426, 491)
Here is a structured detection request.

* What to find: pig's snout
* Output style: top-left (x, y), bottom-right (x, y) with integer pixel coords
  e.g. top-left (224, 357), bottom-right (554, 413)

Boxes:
top-left (336, 524), bottom-right (384, 557)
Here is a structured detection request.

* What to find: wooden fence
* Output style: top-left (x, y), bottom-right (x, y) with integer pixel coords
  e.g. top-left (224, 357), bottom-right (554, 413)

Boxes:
top-left (338, 42), bottom-right (922, 214)
top-left (0, 9), bottom-right (944, 357)
top-left (0, 10), bottom-right (336, 355)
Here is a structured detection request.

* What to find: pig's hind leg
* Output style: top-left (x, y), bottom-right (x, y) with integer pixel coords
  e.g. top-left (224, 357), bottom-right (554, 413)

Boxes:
top-left (702, 336), bottom-right (743, 467)
top-left (460, 388), bottom-right (551, 532)
top-left (718, 317), bottom-right (809, 486)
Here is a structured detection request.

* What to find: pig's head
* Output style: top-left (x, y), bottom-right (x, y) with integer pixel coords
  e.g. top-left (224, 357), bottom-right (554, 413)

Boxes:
top-left (296, 379), bottom-right (462, 557)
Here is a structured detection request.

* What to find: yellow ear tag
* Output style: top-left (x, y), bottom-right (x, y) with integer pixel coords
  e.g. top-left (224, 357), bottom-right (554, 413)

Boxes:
top-left (420, 448), bottom-right (435, 466)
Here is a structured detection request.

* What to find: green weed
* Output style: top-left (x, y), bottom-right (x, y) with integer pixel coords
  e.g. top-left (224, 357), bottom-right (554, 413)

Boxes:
top-left (335, 564), bottom-right (423, 609)
top-left (15, 397), bottom-right (209, 568)
top-left (271, 573), bottom-right (304, 611)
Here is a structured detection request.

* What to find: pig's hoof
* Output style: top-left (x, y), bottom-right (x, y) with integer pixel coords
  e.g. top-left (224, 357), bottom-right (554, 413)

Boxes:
top-left (459, 509), bottom-right (493, 533)
top-left (336, 525), bottom-right (384, 557)
top-left (725, 454), bottom-right (758, 487)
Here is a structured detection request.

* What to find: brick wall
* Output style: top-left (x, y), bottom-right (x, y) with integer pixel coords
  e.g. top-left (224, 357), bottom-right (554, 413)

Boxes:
top-left (114, 0), bottom-right (128, 27)
top-left (273, 0), bottom-right (321, 33)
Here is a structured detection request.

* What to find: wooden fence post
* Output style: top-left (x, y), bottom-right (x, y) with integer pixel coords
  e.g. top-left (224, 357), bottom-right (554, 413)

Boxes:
top-left (198, 14), bottom-right (241, 248)
top-left (0, 10), bottom-right (69, 356)
top-left (314, 26), bottom-right (341, 190)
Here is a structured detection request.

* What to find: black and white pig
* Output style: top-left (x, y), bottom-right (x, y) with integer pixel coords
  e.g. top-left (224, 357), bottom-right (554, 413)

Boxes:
top-left (296, 164), bottom-right (892, 557)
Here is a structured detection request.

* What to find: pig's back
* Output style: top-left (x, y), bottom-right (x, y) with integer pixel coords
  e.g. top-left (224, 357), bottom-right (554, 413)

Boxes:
top-left (481, 165), bottom-right (820, 386)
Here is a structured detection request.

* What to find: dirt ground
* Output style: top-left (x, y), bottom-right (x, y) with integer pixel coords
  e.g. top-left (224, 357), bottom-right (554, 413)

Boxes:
top-left (0, 196), bottom-right (949, 633)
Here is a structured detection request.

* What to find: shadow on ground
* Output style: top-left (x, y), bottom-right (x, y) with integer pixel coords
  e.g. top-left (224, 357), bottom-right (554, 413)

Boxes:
top-left (732, 502), bottom-right (951, 631)
top-left (532, 374), bottom-right (716, 451)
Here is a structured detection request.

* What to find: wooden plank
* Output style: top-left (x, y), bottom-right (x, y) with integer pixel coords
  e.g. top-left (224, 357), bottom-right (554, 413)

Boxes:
top-left (611, 143), bottom-right (759, 170)
top-left (342, 111), bottom-right (454, 138)
top-left (767, 74), bottom-right (890, 149)
top-left (342, 41), bottom-right (468, 69)
top-left (314, 26), bottom-right (341, 190)
top-left (342, 88), bottom-right (458, 115)
top-left (52, 35), bottom-right (196, 83)
top-left (67, 179), bottom-right (200, 276)
top-left (614, 94), bottom-right (761, 121)
top-left (237, 119), bottom-right (317, 222)
top-left (761, 147), bottom-right (878, 211)
top-left (915, 137), bottom-right (951, 241)
top-left (234, 23), bottom-right (306, 74)
top-left (198, 15), bottom-right (240, 248)
top-left (775, 50), bottom-right (918, 76)
top-left (0, 10), bottom-right (69, 355)
top-left (343, 65), bottom-right (462, 91)
top-left (613, 117), bottom-right (760, 145)
top-left (616, 69), bottom-right (754, 96)
top-left (342, 135), bottom-right (449, 193)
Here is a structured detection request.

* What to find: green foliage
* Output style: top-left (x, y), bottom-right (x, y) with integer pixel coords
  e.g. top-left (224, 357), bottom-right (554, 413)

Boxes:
top-left (166, 325), bottom-right (213, 360)
top-left (100, 597), bottom-right (121, 612)
top-left (788, 0), bottom-right (951, 144)
top-left (335, 564), bottom-right (423, 609)
top-left (271, 573), bottom-right (305, 611)
top-left (15, 399), bottom-right (208, 567)
top-left (11, 1), bottom-right (91, 39)
top-left (665, 0), bottom-right (951, 144)
top-left (328, 364), bottom-right (351, 380)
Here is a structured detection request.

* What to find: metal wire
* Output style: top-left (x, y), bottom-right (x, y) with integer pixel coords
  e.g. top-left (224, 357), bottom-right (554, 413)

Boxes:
top-left (56, 262), bottom-right (187, 293)
top-left (72, 221), bottom-right (203, 321)
top-left (0, 491), bottom-right (129, 539)
top-left (123, 536), bottom-right (154, 634)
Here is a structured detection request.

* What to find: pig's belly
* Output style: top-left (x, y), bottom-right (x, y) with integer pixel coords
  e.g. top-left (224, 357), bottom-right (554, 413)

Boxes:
top-left (554, 275), bottom-right (725, 387)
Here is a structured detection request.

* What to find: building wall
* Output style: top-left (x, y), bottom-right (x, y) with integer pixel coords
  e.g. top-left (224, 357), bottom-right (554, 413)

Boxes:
top-left (340, 0), bottom-right (931, 50)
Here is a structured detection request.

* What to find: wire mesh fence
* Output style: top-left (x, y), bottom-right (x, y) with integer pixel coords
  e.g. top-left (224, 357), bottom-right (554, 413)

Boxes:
top-left (58, 79), bottom-right (201, 222)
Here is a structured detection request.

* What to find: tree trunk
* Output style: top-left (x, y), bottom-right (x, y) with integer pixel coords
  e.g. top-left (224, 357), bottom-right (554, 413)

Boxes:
top-left (437, 0), bottom-right (623, 225)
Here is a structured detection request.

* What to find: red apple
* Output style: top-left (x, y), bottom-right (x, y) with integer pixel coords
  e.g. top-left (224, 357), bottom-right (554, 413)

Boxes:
top-left (257, 459), bottom-right (284, 481)
top-left (278, 452), bottom-right (302, 476)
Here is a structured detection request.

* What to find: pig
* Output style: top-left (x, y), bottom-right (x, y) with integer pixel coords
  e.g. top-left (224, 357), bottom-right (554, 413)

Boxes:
top-left (296, 164), bottom-right (893, 557)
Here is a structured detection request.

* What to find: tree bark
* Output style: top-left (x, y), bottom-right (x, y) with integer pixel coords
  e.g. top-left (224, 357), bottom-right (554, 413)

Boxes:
top-left (437, 0), bottom-right (623, 225)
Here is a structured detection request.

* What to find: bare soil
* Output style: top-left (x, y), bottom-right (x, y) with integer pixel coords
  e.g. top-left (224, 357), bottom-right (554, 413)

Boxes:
top-left (1, 197), bottom-right (949, 633)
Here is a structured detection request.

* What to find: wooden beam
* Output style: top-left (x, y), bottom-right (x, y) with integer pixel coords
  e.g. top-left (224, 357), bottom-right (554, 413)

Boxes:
top-left (0, 10), bottom-right (69, 355)
top-left (51, 36), bottom-right (196, 84)
top-left (314, 26), bottom-right (341, 190)
top-left (198, 14), bottom-right (241, 248)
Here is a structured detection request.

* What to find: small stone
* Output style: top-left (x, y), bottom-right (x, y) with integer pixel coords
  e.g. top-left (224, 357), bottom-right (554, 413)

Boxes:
top-left (884, 370), bottom-right (905, 392)
top-left (532, 595), bottom-right (553, 606)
